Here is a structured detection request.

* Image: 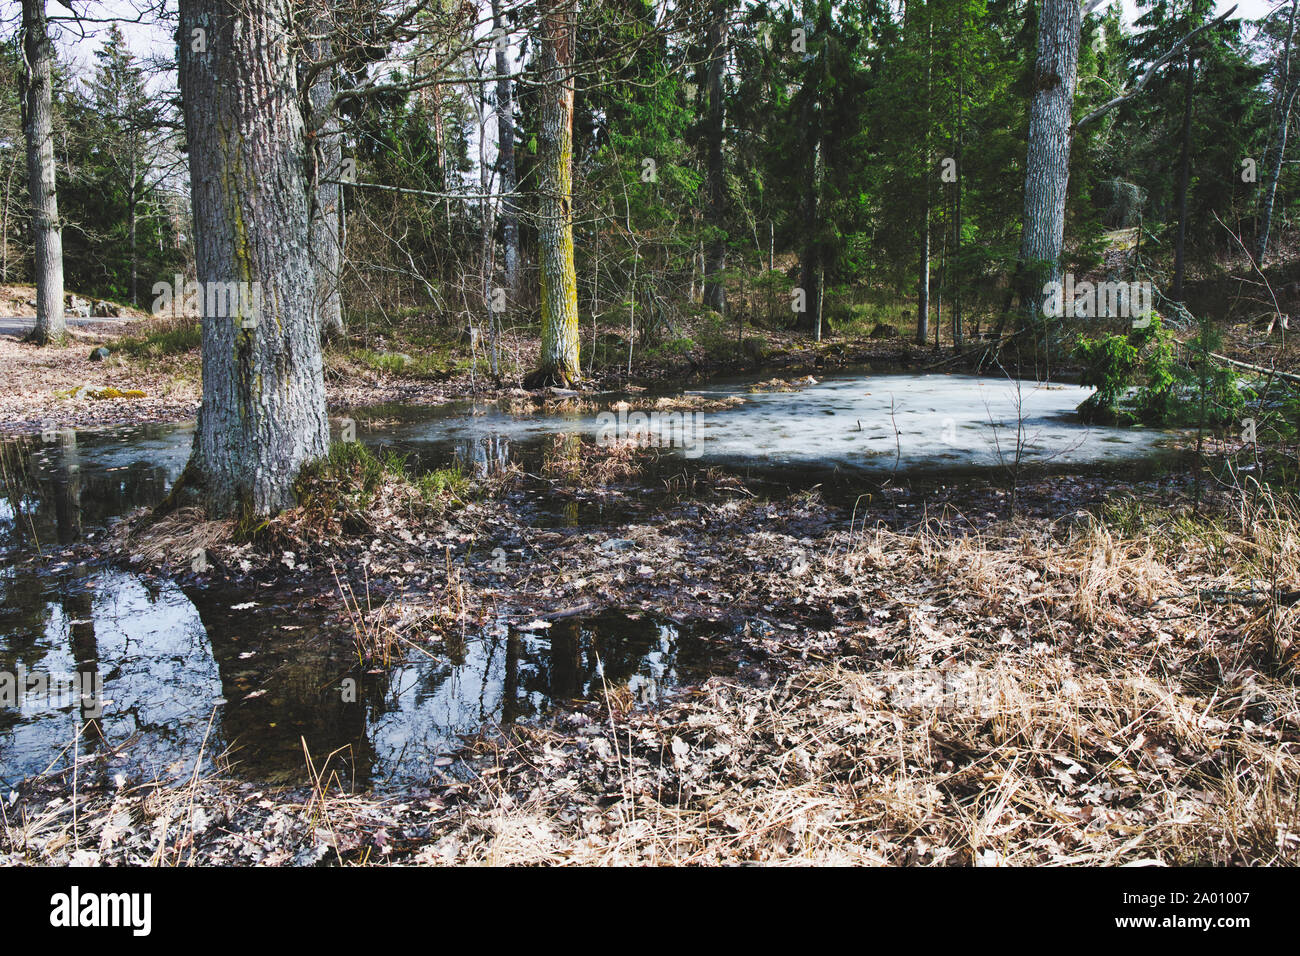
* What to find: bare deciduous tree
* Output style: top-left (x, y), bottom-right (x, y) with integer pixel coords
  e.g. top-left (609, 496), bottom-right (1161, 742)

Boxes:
top-left (21, 0), bottom-right (65, 345)
top-left (179, 0), bottom-right (329, 516)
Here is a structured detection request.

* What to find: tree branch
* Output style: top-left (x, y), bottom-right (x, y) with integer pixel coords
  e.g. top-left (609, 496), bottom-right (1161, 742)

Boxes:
top-left (1074, 5), bottom-right (1238, 131)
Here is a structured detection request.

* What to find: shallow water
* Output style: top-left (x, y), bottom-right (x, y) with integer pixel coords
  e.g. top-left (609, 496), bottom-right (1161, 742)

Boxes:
top-left (0, 558), bottom-right (728, 787)
top-left (0, 371), bottom-right (1174, 788)
top-left (361, 371), bottom-right (1173, 482)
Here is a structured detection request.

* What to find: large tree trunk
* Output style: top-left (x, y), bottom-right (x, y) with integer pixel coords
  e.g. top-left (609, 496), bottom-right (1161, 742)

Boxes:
top-left (179, 0), bottom-right (329, 517)
top-left (128, 154), bottom-right (139, 307)
top-left (21, 0), bottom-right (65, 345)
top-left (529, 0), bottom-right (580, 386)
top-left (1172, 50), bottom-right (1195, 302)
top-left (1017, 0), bottom-right (1080, 334)
top-left (798, 25), bottom-right (824, 336)
top-left (492, 0), bottom-right (520, 303)
top-left (702, 1), bottom-right (728, 316)
top-left (917, 192), bottom-right (930, 345)
top-left (306, 18), bottom-right (344, 338)
top-left (953, 73), bottom-right (964, 352)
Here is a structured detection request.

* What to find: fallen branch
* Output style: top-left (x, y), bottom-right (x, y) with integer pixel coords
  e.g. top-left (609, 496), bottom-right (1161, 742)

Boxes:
top-left (509, 601), bottom-right (599, 623)
top-left (1206, 350), bottom-right (1300, 386)
top-left (1191, 587), bottom-right (1300, 606)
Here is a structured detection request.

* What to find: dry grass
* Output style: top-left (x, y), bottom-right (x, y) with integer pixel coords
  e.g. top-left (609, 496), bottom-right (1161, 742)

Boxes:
top-left (438, 657), bottom-right (1298, 865)
top-left (7, 484), bottom-right (1299, 866)
top-left (538, 433), bottom-right (652, 486)
top-left (415, 492), bottom-right (1299, 865)
top-left (119, 506), bottom-right (234, 570)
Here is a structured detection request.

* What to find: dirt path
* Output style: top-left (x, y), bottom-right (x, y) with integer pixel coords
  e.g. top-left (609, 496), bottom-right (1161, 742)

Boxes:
top-left (0, 325), bottom-right (473, 435)
top-left (0, 314), bottom-right (140, 337)
top-left (0, 313), bottom-right (926, 437)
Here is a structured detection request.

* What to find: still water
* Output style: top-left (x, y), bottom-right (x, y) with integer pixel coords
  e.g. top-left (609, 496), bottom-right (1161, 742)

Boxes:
top-left (0, 372), bottom-right (1173, 788)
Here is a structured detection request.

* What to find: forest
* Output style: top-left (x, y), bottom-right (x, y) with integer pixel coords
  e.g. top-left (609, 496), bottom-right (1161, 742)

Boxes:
top-left (0, 0), bottom-right (1297, 880)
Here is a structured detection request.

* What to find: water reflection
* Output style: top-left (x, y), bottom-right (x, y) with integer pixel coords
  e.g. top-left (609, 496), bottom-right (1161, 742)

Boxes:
top-left (0, 563), bottom-right (727, 788)
top-left (0, 422), bottom-right (732, 790)
top-left (0, 424), bottom-right (189, 558)
top-left (0, 371), bottom-right (1174, 789)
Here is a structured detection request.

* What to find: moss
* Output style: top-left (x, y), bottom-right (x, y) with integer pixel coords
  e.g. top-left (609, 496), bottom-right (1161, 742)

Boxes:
top-left (53, 385), bottom-right (147, 400)
top-left (291, 442), bottom-right (469, 532)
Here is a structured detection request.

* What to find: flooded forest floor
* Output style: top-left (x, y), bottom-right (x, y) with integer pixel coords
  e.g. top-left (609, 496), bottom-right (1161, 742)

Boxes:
top-left (3, 427), bottom-right (1298, 866)
top-left (2, 306), bottom-right (1299, 865)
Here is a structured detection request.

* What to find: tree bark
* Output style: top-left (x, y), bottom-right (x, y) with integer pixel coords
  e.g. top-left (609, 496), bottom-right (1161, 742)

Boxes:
top-left (798, 24), bottom-right (825, 336)
top-left (1258, 86), bottom-right (1298, 266)
top-left (1258, 0), bottom-right (1299, 265)
top-left (917, 187), bottom-right (930, 345)
top-left (799, 131), bottom-right (823, 335)
top-left (492, 0), bottom-right (520, 303)
top-left (529, 0), bottom-right (581, 386)
top-left (306, 17), bottom-right (344, 338)
top-left (128, 153), bottom-right (138, 307)
top-left (702, 1), bottom-right (728, 316)
top-left (179, 0), bottom-right (330, 517)
top-left (916, 4), bottom-right (932, 346)
top-left (21, 0), bottom-right (65, 345)
top-left (1172, 50), bottom-right (1195, 302)
top-left (953, 67), bottom-right (964, 350)
top-left (1017, 0), bottom-right (1081, 333)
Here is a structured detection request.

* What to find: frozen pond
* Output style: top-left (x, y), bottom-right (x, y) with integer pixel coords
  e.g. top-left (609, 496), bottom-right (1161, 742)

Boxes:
top-left (373, 371), bottom-right (1172, 477)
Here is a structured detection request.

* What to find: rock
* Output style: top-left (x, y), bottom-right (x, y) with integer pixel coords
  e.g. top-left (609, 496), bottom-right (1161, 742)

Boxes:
top-left (93, 300), bottom-right (121, 318)
top-left (66, 294), bottom-right (91, 318)
top-left (89, 347), bottom-right (110, 362)
top-left (598, 538), bottom-right (637, 552)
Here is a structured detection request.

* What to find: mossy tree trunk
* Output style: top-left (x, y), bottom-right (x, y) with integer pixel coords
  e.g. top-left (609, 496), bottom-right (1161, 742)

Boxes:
top-left (530, 0), bottom-right (581, 387)
top-left (179, 0), bottom-right (329, 517)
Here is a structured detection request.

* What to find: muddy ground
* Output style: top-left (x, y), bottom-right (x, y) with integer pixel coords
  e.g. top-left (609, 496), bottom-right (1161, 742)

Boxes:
top-left (2, 434), bottom-right (1297, 866)
top-left (3, 297), bottom-right (1298, 865)
top-left (0, 305), bottom-right (947, 437)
